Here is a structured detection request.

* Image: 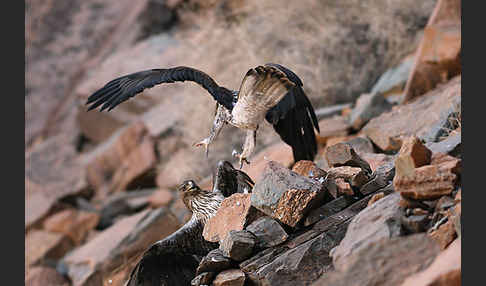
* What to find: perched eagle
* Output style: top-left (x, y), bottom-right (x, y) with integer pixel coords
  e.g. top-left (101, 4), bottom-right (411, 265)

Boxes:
top-left (86, 63), bottom-right (320, 167)
top-left (125, 161), bottom-right (254, 286)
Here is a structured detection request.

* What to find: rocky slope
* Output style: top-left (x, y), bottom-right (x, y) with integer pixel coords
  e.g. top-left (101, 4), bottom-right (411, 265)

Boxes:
top-left (25, 0), bottom-right (461, 285)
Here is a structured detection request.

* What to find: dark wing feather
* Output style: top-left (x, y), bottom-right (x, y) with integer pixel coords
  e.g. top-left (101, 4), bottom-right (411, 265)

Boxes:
top-left (212, 161), bottom-right (254, 197)
top-left (264, 63), bottom-right (320, 162)
top-left (126, 217), bottom-right (218, 286)
top-left (86, 67), bottom-right (235, 112)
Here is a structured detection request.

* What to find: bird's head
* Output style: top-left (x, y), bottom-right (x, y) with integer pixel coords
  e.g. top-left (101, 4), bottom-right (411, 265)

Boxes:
top-left (178, 180), bottom-right (200, 193)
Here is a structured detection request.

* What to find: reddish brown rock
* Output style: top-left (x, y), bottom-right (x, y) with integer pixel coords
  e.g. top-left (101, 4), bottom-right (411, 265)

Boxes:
top-left (26, 134), bottom-right (89, 229)
top-left (326, 166), bottom-right (370, 188)
top-left (324, 143), bottom-right (372, 174)
top-left (394, 164), bottom-right (458, 200)
top-left (395, 136), bottom-right (432, 178)
top-left (429, 219), bottom-right (457, 250)
top-left (367, 192), bottom-right (385, 207)
top-left (292, 160), bottom-right (327, 180)
top-left (333, 178), bottom-right (353, 196)
top-left (43, 209), bottom-right (100, 245)
top-left (314, 234), bottom-right (440, 286)
top-left (63, 208), bottom-right (180, 286)
top-left (431, 153), bottom-right (461, 175)
top-left (250, 161), bottom-right (326, 227)
top-left (204, 194), bottom-right (264, 243)
top-left (148, 189), bottom-right (174, 208)
top-left (26, 266), bottom-right (69, 286)
top-left (212, 269), bottom-right (246, 286)
top-left (362, 76), bottom-right (461, 151)
top-left (401, 237), bottom-right (460, 286)
top-left (26, 230), bottom-right (73, 268)
top-left (403, 0), bottom-right (461, 103)
top-left (84, 121), bottom-right (157, 198)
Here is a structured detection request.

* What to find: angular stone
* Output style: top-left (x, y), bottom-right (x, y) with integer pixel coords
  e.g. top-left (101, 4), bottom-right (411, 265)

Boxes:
top-left (341, 136), bottom-right (375, 156)
top-left (429, 219), bottom-right (457, 250)
top-left (304, 196), bottom-right (351, 227)
top-left (401, 237), bottom-right (461, 286)
top-left (326, 166), bottom-right (370, 188)
top-left (220, 230), bottom-right (256, 262)
top-left (401, 214), bottom-right (430, 234)
top-left (191, 272), bottom-right (216, 286)
top-left (43, 209), bottom-right (100, 245)
top-left (426, 132), bottom-right (461, 156)
top-left (26, 230), bottom-right (73, 269)
top-left (313, 234), bottom-right (441, 286)
top-left (331, 192), bottom-right (402, 270)
top-left (148, 189), bottom-right (174, 208)
top-left (349, 92), bottom-right (393, 130)
top-left (26, 134), bottom-right (89, 229)
top-left (370, 54), bottom-right (415, 97)
top-left (26, 266), bottom-right (69, 286)
top-left (362, 76), bottom-right (461, 151)
top-left (241, 221), bottom-right (349, 286)
top-left (196, 249), bottom-right (232, 275)
top-left (84, 122), bottom-right (157, 198)
top-left (246, 217), bottom-right (289, 249)
top-left (250, 161), bottom-right (326, 227)
top-left (291, 160), bottom-right (327, 180)
top-left (324, 143), bottom-right (372, 174)
top-left (431, 153), bottom-right (461, 174)
top-left (62, 208), bottom-right (180, 286)
top-left (359, 159), bottom-right (396, 196)
top-left (403, 0), bottom-right (461, 103)
top-left (394, 164), bottom-right (457, 200)
top-left (213, 269), bottom-right (246, 286)
top-left (395, 136), bottom-right (432, 178)
top-left (328, 178), bottom-right (353, 197)
top-left (203, 193), bottom-right (264, 243)
top-left (241, 142), bottom-right (294, 184)
top-left (434, 195), bottom-right (455, 213)
top-left (367, 192), bottom-right (385, 207)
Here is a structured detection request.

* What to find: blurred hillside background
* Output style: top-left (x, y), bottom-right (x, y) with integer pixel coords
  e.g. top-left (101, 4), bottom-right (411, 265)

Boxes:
top-left (26, 0), bottom-right (461, 285)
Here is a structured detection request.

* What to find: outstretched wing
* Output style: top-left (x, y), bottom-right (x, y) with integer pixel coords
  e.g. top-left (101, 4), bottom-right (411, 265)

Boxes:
top-left (126, 217), bottom-right (218, 286)
top-left (212, 161), bottom-right (255, 197)
top-left (264, 63), bottom-right (320, 162)
top-left (86, 67), bottom-right (235, 112)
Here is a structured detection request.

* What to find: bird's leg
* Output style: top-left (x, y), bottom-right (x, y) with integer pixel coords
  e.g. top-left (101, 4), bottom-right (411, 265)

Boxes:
top-left (194, 104), bottom-right (230, 157)
top-left (233, 128), bottom-right (257, 168)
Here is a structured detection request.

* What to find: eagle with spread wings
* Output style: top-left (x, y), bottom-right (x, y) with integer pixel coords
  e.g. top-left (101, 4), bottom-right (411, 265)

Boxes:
top-left (86, 63), bottom-right (320, 167)
top-left (125, 161), bottom-right (254, 286)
